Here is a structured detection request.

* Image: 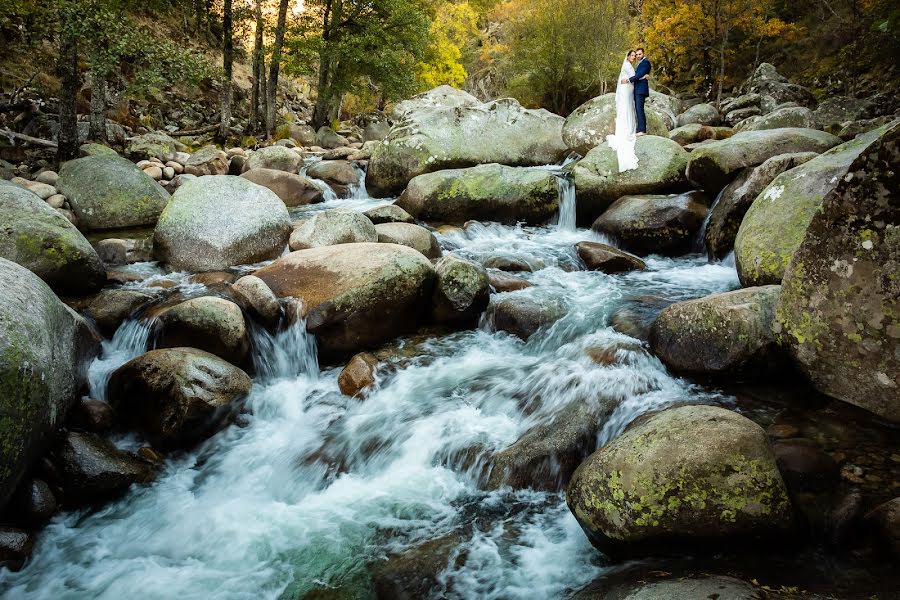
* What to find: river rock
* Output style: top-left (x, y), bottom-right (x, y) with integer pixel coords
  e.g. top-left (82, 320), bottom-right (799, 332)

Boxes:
top-left (650, 286), bottom-right (784, 376)
top-left (725, 106), bottom-right (762, 127)
top-left (704, 152), bottom-right (819, 260)
top-left (722, 93), bottom-right (761, 114)
top-left (0, 259), bottom-right (99, 510)
top-left (375, 222), bottom-right (442, 259)
top-left (491, 296), bottom-right (565, 340)
top-left (316, 127), bottom-right (350, 150)
top-left (0, 527), bottom-right (33, 572)
top-left (337, 352), bottom-right (379, 397)
top-left (8, 477), bottom-right (57, 527)
top-left (289, 210), bottom-right (377, 250)
top-left (575, 242), bottom-right (646, 273)
top-left (306, 160), bottom-right (359, 197)
top-left (367, 97), bottom-right (567, 195)
top-left (735, 121), bottom-right (896, 286)
top-left (79, 288), bottom-right (158, 334)
top-left (68, 398), bottom-right (116, 434)
top-left (108, 348), bottom-right (252, 449)
top-left (837, 116), bottom-right (896, 141)
top-left (744, 63), bottom-right (815, 107)
top-left (183, 145), bottom-right (229, 176)
top-left (735, 106), bottom-right (819, 133)
top-left (254, 243), bottom-right (436, 357)
top-left (125, 132), bottom-right (178, 162)
top-left (232, 275), bottom-right (281, 327)
top-left (563, 94), bottom-right (668, 155)
top-left (79, 142), bottom-right (118, 157)
top-left (431, 255), bottom-right (489, 326)
top-left (56, 155), bottom-right (171, 231)
top-left (364, 204), bottom-right (415, 225)
top-left (572, 136), bottom-right (691, 224)
top-left (574, 575), bottom-right (760, 600)
top-left (155, 297), bottom-right (250, 365)
top-left (49, 430), bottom-right (153, 506)
top-left (390, 85), bottom-right (480, 120)
top-left (240, 168), bottom-right (323, 207)
top-left (247, 145), bottom-right (303, 173)
top-left (289, 124), bottom-right (317, 146)
top-left (865, 498), bottom-right (900, 561)
top-left (153, 175), bottom-right (291, 271)
top-left (0, 181), bottom-right (105, 294)
top-left (591, 191), bottom-right (709, 256)
top-left (610, 295), bottom-right (676, 341)
top-left (772, 439), bottom-right (839, 493)
top-left (775, 120), bottom-right (900, 423)
top-left (646, 91), bottom-right (682, 130)
top-left (396, 163), bottom-right (558, 226)
top-left (486, 395), bottom-right (618, 491)
top-left (686, 128), bottom-right (841, 193)
top-left (566, 404), bottom-right (793, 556)
top-left (488, 270), bottom-right (532, 293)
top-left (668, 124), bottom-right (733, 146)
top-left (362, 120), bottom-right (391, 143)
top-left (677, 103), bottom-right (722, 127)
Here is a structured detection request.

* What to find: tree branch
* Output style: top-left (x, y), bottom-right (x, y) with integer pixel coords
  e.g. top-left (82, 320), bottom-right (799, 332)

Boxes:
top-left (0, 128), bottom-right (58, 148)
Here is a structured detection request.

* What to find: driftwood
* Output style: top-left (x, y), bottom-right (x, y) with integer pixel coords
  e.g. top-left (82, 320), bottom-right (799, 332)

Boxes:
top-left (0, 128), bottom-right (57, 148)
top-left (169, 123), bottom-right (219, 136)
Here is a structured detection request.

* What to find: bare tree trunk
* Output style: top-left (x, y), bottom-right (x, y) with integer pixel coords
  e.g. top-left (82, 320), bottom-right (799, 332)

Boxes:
top-left (249, 0), bottom-right (265, 134)
top-left (219, 0), bottom-right (233, 143)
top-left (265, 0), bottom-right (290, 138)
top-left (88, 67), bottom-right (107, 142)
top-left (57, 10), bottom-right (80, 162)
top-left (312, 0), bottom-right (342, 129)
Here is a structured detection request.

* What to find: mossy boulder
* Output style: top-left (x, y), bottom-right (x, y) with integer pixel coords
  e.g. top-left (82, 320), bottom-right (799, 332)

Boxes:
top-left (375, 222), bottom-right (442, 259)
top-left (56, 155), bottom-right (171, 231)
top-left (153, 175), bottom-right (291, 271)
top-left (571, 136), bottom-right (691, 224)
top-left (0, 181), bottom-right (105, 295)
top-left (775, 120), bottom-right (900, 423)
top-left (155, 297), bottom-right (250, 366)
top-left (184, 145), bottom-right (229, 176)
top-left (575, 242), bottom-right (646, 273)
top-left (246, 145), bottom-right (303, 173)
top-left (0, 258), bottom-right (99, 510)
top-left (563, 94), bottom-right (668, 156)
top-left (686, 128), bottom-right (841, 193)
top-left (704, 152), bottom-right (819, 260)
top-left (734, 121), bottom-right (897, 286)
top-left (363, 204), bottom-right (415, 225)
top-left (366, 97), bottom-right (567, 196)
top-left (591, 191), bottom-right (709, 256)
top-left (650, 286), bottom-right (784, 376)
top-left (108, 348), bottom-right (252, 449)
top-left (125, 132), bottom-right (178, 162)
top-left (566, 404), bottom-right (793, 557)
top-left (734, 106), bottom-right (819, 132)
top-left (677, 103), bottom-right (722, 127)
top-left (240, 168), bottom-right (324, 207)
top-left (289, 210), bottom-right (377, 250)
top-left (431, 255), bottom-right (489, 326)
top-left (253, 243), bottom-right (435, 357)
top-left (76, 288), bottom-right (159, 335)
top-left (307, 160), bottom-right (359, 197)
top-left (390, 85), bottom-right (480, 120)
top-left (396, 163), bottom-right (560, 225)
top-left (668, 124), bottom-right (734, 146)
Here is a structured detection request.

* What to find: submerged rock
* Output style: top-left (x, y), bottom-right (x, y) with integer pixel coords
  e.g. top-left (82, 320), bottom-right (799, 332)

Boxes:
top-left (563, 94), bottom-right (668, 155)
top-left (566, 405), bottom-right (793, 557)
top-left (591, 191), bottom-right (709, 256)
top-left (289, 210), bottom-right (377, 251)
top-left (338, 352), bottom-right (380, 398)
top-left (254, 243), bottom-right (436, 357)
top-left (0, 181), bottom-right (105, 295)
top-left (575, 242), bottom-right (646, 273)
top-left (395, 163), bottom-right (560, 226)
top-left (735, 120), bottom-right (897, 286)
top-left (775, 120), bottom-right (900, 423)
top-left (491, 296), bottom-right (565, 340)
top-left (240, 168), bottom-right (324, 207)
top-left (108, 348), bottom-right (252, 449)
top-left (650, 286), bottom-right (784, 376)
top-left (155, 296), bottom-right (250, 366)
top-left (56, 155), bottom-right (171, 231)
top-left (0, 258), bottom-right (99, 510)
top-left (609, 295), bottom-right (676, 342)
top-left (431, 255), bottom-right (490, 326)
top-left (375, 222), bottom-right (442, 259)
top-left (487, 270), bottom-right (532, 293)
top-left (153, 175), bottom-right (291, 271)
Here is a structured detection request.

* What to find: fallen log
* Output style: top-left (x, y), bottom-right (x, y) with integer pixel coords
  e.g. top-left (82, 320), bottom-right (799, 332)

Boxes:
top-left (169, 124), bottom-right (219, 136)
top-left (0, 128), bottom-right (57, 148)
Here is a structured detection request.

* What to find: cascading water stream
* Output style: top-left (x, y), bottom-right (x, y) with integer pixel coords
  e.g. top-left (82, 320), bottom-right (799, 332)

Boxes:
top-left (552, 173), bottom-right (577, 232)
top-left (87, 317), bottom-right (154, 401)
top-left (694, 186), bottom-right (727, 255)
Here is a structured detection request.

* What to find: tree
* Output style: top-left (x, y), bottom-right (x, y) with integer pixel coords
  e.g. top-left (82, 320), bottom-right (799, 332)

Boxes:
top-left (56, 0), bottom-right (80, 161)
top-left (249, 0), bottom-right (267, 135)
top-left (417, 1), bottom-right (479, 90)
top-left (266, 0), bottom-right (290, 138)
top-left (219, 0), bottom-right (234, 142)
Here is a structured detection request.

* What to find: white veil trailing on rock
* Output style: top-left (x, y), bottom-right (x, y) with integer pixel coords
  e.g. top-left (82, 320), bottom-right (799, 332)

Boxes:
top-left (606, 55), bottom-right (639, 173)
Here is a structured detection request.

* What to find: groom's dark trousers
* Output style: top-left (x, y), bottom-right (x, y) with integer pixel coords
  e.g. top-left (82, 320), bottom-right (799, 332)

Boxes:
top-left (630, 58), bottom-right (652, 133)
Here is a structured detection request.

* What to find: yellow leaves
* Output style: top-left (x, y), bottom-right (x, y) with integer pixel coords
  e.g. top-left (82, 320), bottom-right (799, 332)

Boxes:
top-left (416, 1), bottom-right (479, 89)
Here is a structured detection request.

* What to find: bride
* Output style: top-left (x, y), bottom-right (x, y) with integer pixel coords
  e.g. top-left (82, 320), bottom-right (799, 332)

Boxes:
top-left (606, 50), bottom-right (641, 173)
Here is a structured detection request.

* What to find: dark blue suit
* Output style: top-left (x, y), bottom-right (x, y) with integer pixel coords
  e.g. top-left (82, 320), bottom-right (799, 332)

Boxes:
top-left (629, 58), bottom-right (652, 133)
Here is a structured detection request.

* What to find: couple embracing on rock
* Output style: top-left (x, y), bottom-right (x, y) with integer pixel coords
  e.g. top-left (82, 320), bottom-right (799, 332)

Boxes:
top-left (607, 47), bottom-right (652, 173)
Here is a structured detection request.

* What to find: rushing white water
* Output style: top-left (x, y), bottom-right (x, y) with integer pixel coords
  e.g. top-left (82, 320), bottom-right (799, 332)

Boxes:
top-left (86, 318), bottom-right (154, 401)
top-left (552, 174), bottom-right (577, 232)
top-left (2, 211), bottom-right (740, 599)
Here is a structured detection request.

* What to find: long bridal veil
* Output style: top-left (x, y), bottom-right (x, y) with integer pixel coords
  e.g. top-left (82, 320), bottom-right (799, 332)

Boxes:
top-left (606, 56), bottom-right (639, 173)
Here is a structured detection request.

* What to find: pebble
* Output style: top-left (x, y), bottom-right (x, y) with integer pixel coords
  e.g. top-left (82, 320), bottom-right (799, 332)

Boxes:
top-left (46, 194), bottom-right (66, 209)
top-left (165, 161), bottom-right (183, 174)
top-left (143, 166), bottom-right (163, 180)
top-left (163, 166), bottom-right (175, 180)
top-left (35, 170), bottom-right (59, 185)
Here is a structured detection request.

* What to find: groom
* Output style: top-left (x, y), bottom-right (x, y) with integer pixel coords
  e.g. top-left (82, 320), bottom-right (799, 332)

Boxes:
top-left (622, 48), bottom-right (651, 136)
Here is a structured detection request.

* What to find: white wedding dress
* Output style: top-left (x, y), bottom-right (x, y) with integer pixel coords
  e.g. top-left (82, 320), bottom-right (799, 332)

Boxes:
top-left (606, 57), bottom-right (639, 173)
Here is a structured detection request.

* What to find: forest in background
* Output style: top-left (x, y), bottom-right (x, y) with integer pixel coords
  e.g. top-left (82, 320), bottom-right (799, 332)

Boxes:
top-left (1, 0), bottom-right (898, 150)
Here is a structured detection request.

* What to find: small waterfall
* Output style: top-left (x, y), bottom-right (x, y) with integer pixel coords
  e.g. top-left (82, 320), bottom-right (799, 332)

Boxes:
top-left (694, 187), bottom-right (727, 255)
top-left (87, 318), bottom-right (154, 400)
top-left (251, 302), bottom-right (319, 381)
top-left (349, 163), bottom-right (370, 199)
top-left (553, 174), bottom-right (577, 231)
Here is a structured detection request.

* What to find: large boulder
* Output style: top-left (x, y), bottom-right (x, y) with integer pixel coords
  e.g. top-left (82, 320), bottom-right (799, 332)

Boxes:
top-left (0, 258), bottom-right (98, 510)
top-left (775, 120), bottom-right (900, 423)
top-left (566, 405), bottom-right (793, 556)
top-left (316, 126), bottom-right (349, 150)
top-left (646, 91), bottom-right (682, 130)
top-left (734, 121), bottom-right (896, 286)
top-left (306, 160), bottom-right (359, 197)
top-left (574, 575), bottom-right (760, 600)
top-left (650, 286), bottom-right (784, 376)
top-left (390, 85), bottom-right (480, 121)
top-left (668, 124), bottom-right (733, 146)
top-left (686, 128), bottom-right (841, 193)
top-left (253, 243), bottom-right (436, 357)
top-left (366, 97), bottom-right (567, 196)
top-left (153, 175), bottom-right (291, 271)
top-left (56, 155), bottom-right (171, 231)
top-left (155, 297), bottom-right (250, 366)
top-left (571, 135), bottom-right (691, 224)
top-left (375, 222), bottom-right (442, 259)
top-left (76, 288), bottom-right (158, 335)
top-left (704, 152), bottom-right (819, 260)
top-left (125, 132), bottom-right (178, 162)
top-left (184, 145), bottom-right (229, 176)
top-left (431, 255), bottom-right (489, 326)
top-left (591, 192), bottom-right (709, 256)
top-left (364, 204), bottom-right (415, 225)
top-left (108, 348), bottom-right (252, 449)
top-left (240, 168), bottom-right (324, 207)
top-left (0, 181), bottom-right (105, 295)
top-left (231, 275), bottom-right (281, 327)
top-left (490, 296), bottom-right (566, 340)
top-left (288, 210), bottom-right (377, 250)
top-left (744, 63), bottom-right (816, 107)
top-left (396, 163), bottom-right (559, 225)
top-left (735, 106), bottom-right (819, 132)
top-left (246, 145), bottom-right (303, 173)
top-left (575, 242), bottom-right (646, 273)
top-left (563, 94), bottom-right (668, 156)
top-left (677, 103), bottom-right (722, 127)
